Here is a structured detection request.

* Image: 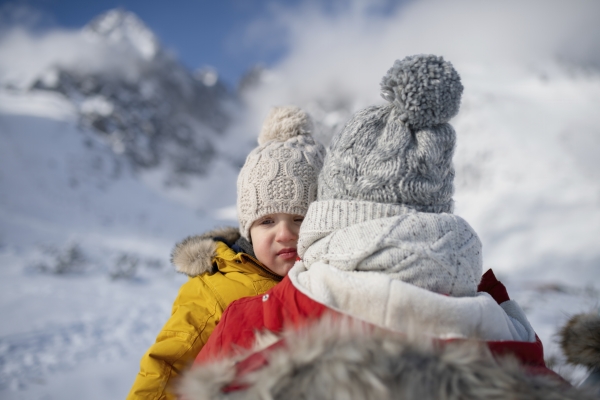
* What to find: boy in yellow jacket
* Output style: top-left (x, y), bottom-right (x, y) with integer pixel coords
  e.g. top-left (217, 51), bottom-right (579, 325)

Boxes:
top-left (126, 106), bottom-right (326, 400)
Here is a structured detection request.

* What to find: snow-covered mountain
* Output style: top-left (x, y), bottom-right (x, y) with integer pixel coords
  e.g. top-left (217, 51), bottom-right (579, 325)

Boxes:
top-left (0, 7), bottom-right (247, 250)
top-left (1, 3), bottom-right (599, 399)
top-left (28, 9), bottom-right (237, 181)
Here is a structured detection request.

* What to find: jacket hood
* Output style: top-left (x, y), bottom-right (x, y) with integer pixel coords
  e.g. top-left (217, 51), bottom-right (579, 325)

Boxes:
top-left (180, 317), bottom-right (589, 400)
top-left (171, 227), bottom-right (241, 277)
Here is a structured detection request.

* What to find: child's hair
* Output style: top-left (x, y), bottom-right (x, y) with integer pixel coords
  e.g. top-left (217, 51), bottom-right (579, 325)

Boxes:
top-left (237, 106), bottom-right (326, 241)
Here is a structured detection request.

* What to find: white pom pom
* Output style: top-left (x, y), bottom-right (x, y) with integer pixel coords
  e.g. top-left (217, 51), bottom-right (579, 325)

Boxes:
top-left (258, 106), bottom-right (313, 145)
top-left (380, 55), bottom-right (463, 130)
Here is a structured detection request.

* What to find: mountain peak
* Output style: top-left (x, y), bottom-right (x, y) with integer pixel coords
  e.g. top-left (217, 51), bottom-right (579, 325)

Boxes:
top-left (84, 8), bottom-right (159, 60)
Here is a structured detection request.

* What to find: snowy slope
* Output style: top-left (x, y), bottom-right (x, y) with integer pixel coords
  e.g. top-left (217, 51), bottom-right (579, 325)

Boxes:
top-left (0, 39), bottom-right (240, 398)
top-left (0, 90), bottom-right (238, 246)
top-left (0, 87), bottom-right (241, 398)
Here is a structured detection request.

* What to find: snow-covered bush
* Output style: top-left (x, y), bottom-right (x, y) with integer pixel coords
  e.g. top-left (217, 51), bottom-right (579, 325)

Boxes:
top-left (35, 243), bottom-right (87, 275)
top-left (109, 253), bottom-right (139, 280)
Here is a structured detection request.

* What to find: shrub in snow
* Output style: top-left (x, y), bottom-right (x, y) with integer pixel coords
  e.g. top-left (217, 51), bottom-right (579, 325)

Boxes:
top-left (109, 253), bottom-right (139, 280)
top-left (35, 243), bottom-right (87, 275)
top-left (144, 257), bottom-right (164, 270)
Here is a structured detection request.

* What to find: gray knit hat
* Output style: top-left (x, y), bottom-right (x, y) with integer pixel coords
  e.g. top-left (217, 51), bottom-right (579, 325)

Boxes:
top-left (237, 106), bottom-right (326, 241)
top-left (318, 54), bottom-right (463, 213)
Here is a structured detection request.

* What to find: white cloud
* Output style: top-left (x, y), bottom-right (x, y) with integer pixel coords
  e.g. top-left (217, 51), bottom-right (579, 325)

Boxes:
top-left (236, 0), bottom-right (600, 133)
top-left (0, 25), bottom-right (144, 89)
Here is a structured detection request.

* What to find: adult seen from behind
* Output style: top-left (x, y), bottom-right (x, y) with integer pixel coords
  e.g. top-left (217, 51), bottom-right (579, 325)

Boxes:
top-left (179, 55), bottom-right (592, 400)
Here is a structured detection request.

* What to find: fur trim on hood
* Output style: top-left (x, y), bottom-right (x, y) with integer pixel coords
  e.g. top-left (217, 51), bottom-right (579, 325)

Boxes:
top-left (180, 317), bottom-right (589, 400)
top-left (171, 227), bottom-right (240, 277)
top-left (560, 312), bottom-right (600, 369)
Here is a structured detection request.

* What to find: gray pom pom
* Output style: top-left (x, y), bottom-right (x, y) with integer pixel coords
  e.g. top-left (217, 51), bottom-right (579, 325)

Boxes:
top-left (380, 55), bottom-right (463, 130)
top-left (258, 106), bottom-right (313, 145)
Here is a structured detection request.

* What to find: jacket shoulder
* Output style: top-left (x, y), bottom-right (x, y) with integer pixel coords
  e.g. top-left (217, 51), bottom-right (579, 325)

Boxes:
top-left (171, 226), bottom-right (241, 277)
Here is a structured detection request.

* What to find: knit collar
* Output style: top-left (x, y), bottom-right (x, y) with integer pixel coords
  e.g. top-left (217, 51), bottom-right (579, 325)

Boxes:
top-left (297, 199), bottom-right (483, 297)
top-left (298, 199), bottom-right (417, 258)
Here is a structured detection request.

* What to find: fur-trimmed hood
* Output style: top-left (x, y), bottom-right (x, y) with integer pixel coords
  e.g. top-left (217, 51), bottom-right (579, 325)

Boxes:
top-left (180, 317), bottom-right (591, 400)
top-left (560, 311), bottom-right (600, 395)
top-left (560, 311), bottom-right (600, 369)
top-left (171, 227), bottom-right (241, 277)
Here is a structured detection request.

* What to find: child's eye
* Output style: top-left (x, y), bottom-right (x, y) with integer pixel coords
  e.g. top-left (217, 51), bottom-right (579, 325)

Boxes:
top-left (294, 217), bottom-right (304, 223)
top-left (260, 219), bottom-right (274, 225)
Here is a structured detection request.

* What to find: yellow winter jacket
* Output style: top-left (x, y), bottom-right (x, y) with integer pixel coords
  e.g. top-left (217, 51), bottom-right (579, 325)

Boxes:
top-left (126, 227), bottom-right (281, 400)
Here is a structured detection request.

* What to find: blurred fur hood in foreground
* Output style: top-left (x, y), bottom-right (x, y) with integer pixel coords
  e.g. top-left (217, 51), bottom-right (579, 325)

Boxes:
top-left (560, 311), bottom-right (600, 396)
top-left (180, 315), bottom-right (596, 400)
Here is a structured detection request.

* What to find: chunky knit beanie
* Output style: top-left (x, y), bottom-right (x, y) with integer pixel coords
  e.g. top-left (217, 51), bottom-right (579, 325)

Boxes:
top-left (319, 54), bottom-right (463, 213)
top-left (297, 55), bottom-right (481, 297)
top-left (237, 106), bottom-right (326, 241)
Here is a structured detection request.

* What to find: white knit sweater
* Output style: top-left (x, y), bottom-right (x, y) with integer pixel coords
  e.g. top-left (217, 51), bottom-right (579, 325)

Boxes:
top-left (290, 200), bottom-right (535, 342)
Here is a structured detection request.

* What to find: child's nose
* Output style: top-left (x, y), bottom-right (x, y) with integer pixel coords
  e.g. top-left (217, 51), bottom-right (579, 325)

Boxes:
top-left (276, 221), bottom-right (298, 242)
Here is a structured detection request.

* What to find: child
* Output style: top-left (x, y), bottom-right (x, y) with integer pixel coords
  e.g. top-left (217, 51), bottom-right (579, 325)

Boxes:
top-left (181, 55), bottom-right (560, 398)
top-left (126, 106), bottom-right (325, 400)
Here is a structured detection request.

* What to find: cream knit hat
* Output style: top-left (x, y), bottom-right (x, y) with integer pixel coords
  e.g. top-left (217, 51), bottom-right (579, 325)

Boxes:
top-left (237, 106), bottom-right (326, 241)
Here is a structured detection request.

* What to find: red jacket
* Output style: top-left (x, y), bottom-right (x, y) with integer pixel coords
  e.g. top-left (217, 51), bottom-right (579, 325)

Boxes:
top-left (196, 269), bottom-right (556, 380)
top-left (196, 272), bottom-right (330, 363)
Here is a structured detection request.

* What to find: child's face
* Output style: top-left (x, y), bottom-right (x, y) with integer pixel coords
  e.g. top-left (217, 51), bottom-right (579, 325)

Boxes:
top-left (250, 213), bottom-right (303, 276)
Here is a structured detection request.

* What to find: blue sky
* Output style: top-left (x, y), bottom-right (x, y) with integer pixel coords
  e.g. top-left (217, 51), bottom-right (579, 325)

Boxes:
top-left (0, 0), bottom-right (308, 86)
top-left (1, 0), bottom-right (598, 92)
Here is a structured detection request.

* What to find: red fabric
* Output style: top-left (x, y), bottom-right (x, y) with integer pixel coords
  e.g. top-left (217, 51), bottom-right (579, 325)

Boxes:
top-left (478, 269), bottom-right (510, 304)
top-left (195, 277), bottom-right (330, 364)
top-left (472, 270), bottom-right (559, 376)
top-left (196, 269), bottom-right (558, 386)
